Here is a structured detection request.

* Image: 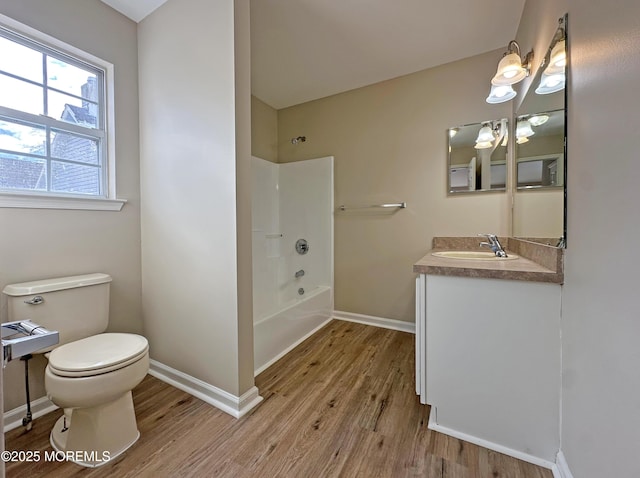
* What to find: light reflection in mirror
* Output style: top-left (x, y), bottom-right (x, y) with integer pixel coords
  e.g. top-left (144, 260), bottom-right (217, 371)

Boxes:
top-left (448, 119), bottom-right (508, 194)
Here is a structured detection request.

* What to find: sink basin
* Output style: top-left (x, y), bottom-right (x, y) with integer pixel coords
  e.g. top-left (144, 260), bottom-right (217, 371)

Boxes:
top-left (432, 251), bottom-right (519, 261)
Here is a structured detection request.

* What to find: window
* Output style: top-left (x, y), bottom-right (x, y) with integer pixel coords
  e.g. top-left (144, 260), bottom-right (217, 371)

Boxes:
top-left (0, 18), bottom-right (122, 210)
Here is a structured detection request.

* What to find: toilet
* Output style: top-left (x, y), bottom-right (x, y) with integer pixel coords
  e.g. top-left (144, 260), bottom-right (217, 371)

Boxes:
top-left (2, 273), bottom-right (149, 467)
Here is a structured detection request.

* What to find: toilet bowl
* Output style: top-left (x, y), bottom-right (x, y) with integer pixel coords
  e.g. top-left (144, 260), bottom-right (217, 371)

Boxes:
top-left (2, 274), bottom-right (149, 468)
top-left (45, 333), bottom-right (149, 467)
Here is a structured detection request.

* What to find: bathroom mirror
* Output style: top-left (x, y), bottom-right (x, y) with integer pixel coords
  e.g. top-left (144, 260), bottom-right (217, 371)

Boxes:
top-left (513, 14), bottom-right (567, 245)
top-left (448, 119), bottom-right (508, 194)
top-left (516, 109), bottom-right (564, 189)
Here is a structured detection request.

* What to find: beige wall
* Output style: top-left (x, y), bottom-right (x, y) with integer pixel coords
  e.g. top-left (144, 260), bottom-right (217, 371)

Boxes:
top-left (251, 95), bottom-right (278, 162)
top-left (0, 0), bottom-right (141, 411)
top-left (559, 1), bottom-right (640, 476)
top-left (139, 0), bottom-right (253, 396)
top-left (278, 52), bottom-right (512, 322)
top-left (513, 133), bottom-right (564, 238)
top-left (234, 0), bottom-right (255, 395)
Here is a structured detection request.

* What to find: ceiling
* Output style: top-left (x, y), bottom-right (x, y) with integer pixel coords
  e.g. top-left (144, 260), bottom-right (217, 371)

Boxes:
top-left (100, 0), bottom-right (168, 23)
top-left (101, 0), bottom-right (526, 110)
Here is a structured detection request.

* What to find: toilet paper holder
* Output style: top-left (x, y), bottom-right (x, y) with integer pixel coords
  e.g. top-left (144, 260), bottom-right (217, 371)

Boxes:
top-left (1, 320), bottom-right (59, 368)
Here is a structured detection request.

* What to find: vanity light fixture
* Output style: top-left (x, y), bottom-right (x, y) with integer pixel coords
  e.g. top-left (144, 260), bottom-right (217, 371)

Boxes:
top-left (485, 41), bottom-right (533, 104)
top-left (535, 71), bottom-right (565, 94)
top-left (475, 123), bottom-right (495, 149)
top-left (501, 128), bottom-right (509, 147)
top-left (546, 40), bottom-right (566, 74)
top-left (491, 41), bottom-right (533, 87)
top-left (536, 17), bottom-right (566, 95)
top-left (528, 114), bottom-right (549, 127)
top-left (475, 119), bottom-right (508, 150)
top-left (486, 84), bottom-right (517, 104)
top-left (516, 118), bottom-right (535, 144)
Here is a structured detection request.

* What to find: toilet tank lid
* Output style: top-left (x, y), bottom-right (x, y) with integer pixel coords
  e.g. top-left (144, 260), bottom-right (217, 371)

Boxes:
top-left (2, 273), bottom-right (112, 296)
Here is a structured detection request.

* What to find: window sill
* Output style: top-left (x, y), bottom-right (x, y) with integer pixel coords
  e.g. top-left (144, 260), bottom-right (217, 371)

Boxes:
top-left (0, 193), bottom-right (126, 211)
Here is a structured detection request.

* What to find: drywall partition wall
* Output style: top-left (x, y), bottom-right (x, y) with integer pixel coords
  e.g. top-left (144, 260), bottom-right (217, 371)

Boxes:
top-left (0, 0), bottom-right (141, 412)
top-left (139, 0), bottom-right (254, 400)
top-left (559, 0), bottom-right (640, 476)
top-left (234, 0), bottom-right (255, 394)
top-left (277, 51), bottom-right (511, 323)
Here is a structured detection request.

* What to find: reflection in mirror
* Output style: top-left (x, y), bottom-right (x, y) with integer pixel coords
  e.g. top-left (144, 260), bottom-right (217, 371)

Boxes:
top-left (448, 119), bottom-right (508, 194)
top-left (513, 14), bottom-right (567, 246)
top-left (516, 109), bottom-right (564, 188)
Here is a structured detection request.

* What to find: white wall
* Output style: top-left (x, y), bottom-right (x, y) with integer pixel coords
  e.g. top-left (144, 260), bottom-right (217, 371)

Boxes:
top-left (0, 0), bottom-right (141, 411)
top-left (560, 1), bottom-right (640, 476)
top-left (139, 0), bottom-right (253, 397)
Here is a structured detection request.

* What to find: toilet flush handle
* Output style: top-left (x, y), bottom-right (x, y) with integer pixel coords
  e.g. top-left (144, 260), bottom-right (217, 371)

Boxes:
top-left (24, 296), bottom-right (44, 305)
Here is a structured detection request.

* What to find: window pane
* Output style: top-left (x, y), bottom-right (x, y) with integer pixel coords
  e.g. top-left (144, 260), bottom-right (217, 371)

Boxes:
top-left (51, 160), bottom-right (100, 195)
top-left (48, 89), bottom-right (98, 127)
top-left (47, 56), bottom-right (98, 101)
top-left (0, 119), bottom-right (46, 156)
top-left (50, 130), bottom-right (99, 165)
top-left (0, 152), bottom-right (47, 191)
top-left (0, 35), bottom-right (43, 83)
top-left (0, 74), bottom-right (43, 115)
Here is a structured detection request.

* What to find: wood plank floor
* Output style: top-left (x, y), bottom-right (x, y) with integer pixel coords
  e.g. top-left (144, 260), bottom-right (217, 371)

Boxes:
top-left (5, 321), bottom-right (553, 477)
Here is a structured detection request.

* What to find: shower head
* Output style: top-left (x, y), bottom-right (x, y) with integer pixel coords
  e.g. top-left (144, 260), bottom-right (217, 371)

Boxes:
top-left (291, 136), bottom-right (306, 145)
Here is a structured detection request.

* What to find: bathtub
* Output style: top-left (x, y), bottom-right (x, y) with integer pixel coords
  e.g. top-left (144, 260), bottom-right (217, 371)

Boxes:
top-left (253, 286), bottom-right (333, 375)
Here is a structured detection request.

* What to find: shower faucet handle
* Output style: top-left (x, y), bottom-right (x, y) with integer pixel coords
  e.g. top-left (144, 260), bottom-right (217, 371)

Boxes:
top-left (295, 239), bottom-right (309, 255)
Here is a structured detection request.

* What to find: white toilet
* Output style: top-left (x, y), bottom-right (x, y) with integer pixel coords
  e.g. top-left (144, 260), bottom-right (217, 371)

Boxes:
top-left (2, 273), bottom-right (149, 467)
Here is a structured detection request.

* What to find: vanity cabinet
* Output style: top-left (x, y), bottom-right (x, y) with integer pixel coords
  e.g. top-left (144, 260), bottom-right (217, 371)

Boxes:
top-left (415, 273), bottom-right (561, 464)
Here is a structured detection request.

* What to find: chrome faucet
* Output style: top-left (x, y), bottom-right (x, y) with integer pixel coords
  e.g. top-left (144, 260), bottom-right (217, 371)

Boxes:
top-left (295, 269), bottom-right (305, 278)
top-left (479, 234), bottom-right (508, 257)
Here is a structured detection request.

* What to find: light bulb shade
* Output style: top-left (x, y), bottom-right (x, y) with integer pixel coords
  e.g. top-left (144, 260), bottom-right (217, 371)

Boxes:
top-left (475, 141), bottom-right (493, 149)
top-left (528, 114), bottom-right (549, 126)
top-left (516, 136), bottom-right (529, 144)
top-left (491, 52), bottom-right (527, 86)
top-left (486, 84), bottom-right (517, 104)
top-left (516, 119), bottom-right (535, 139)
top-left (546, 40), bottom-right (566, 75)
top-left (535, 71), bottom-right (565, 94)
top-left (475, 125), bottom-right (495, 143)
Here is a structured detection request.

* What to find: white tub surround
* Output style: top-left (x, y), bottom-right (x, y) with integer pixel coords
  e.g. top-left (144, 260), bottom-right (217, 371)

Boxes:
top-left (251, 156), bottom-right (334, 375)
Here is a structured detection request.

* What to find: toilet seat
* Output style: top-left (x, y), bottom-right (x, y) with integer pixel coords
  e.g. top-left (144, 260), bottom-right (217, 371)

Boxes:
top-left (48, 333), bottom-right (148, 378)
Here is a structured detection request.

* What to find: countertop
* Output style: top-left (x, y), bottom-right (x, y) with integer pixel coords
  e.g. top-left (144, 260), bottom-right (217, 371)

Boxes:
top-left (413, 237), bottom-right (564, 284)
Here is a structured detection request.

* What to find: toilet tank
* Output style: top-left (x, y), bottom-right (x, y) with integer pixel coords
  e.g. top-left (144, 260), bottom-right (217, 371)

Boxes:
top-left (3, 273), bottom-right (112, 348)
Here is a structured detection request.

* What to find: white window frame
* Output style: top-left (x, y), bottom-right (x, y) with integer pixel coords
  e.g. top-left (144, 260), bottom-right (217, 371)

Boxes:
top-left (0, 14), bottom-right (125, 211)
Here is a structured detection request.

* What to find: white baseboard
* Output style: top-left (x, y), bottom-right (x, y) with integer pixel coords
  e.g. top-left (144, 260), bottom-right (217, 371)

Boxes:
top-left (254, 317), bottom-right (333, 376)
top-left (554, 451), bottom-right (574, 478)
top-left (333, 310), bottom-right (415, 334)
top-left (4, 396), bottom-right (58, 433)
top-left (427, 406), bottom-right (556, 471)
top-left (149, 360), bottom-right (263, 419)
